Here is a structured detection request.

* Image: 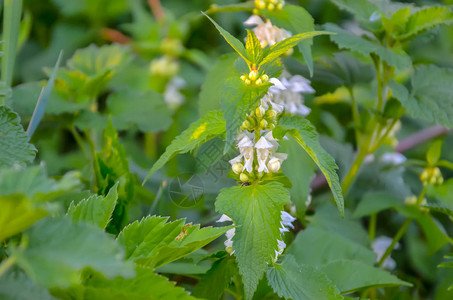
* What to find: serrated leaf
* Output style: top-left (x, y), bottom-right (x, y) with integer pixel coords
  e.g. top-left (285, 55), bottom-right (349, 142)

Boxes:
top-left (395, 65), bottom-right (453, 128)
top-left (221, 78), bottom-right (270, 152)
top-left (286, 227), bottom-right (376, 266)
top-left (245, 29), bottom-right (263, 64)
top-left (260, 31), bottom-right (330, 68)
top-left (0, 270), bottom-right (55, 300)
top-left (353, 192), bottom-right (403, 218)
top-left (0, 194), bottom-right (47, 242)
top-left (267, 255), bottom-right (343, 300)
top-left (320, 260), bottom-right (412, 293)
top-left (203, 13), bottom-right (250, 65)
top-left (144, 111), bottom-right (226, 182)
top-left (0, 106), bottom-right (36, 167)
top-left (117, 215), bottom-right (230, 269)
top-left (51, 266), bottom-right (197, 300)
top-left (274, 116), bottom-right (344, 216)
top-left (10, 216), bottom-right (134, 288)
top-left (67, 182), bottom-right (118, 229)
top-left (331, 0), bottom-right (379, 23)
top-left (264, 5), bottom-right (315, 76)
top-left (199, 53), bottom-right (237, 115)
top-left (423, 202), bottom-right (453, 219)
top-left (107, 89), bottom-right (172, 132)
top-left (215, 182), bottom-right (290, 299)
top-left (394, 6), bottom-right (453, 41)
top-left (324, 23), bottom-right (411, 69)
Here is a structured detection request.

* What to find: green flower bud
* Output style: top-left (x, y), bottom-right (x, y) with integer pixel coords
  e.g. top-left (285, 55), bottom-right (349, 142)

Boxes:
top-left (260, 74), bottom-right (269, 82)
top-left (249, 70), bottom-right (259, 81)
top-left (244, 79), bottom-right (251, 86)
top-left (240, 172), bottom-right (249, 182)
top-left (240, 75), bottom-right (247, 81)
top-left (255, 78), bottom-right (263, 86)
top-left (232, 163), bottom-right (243, 174)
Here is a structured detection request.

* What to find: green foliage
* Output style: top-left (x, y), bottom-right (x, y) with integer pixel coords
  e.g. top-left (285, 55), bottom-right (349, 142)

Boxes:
top-left (117, 215), bottom-right (230, 268)
top-left (267, 255), bottom-right (343, 300)
top-left (0, 106), bottom-right (36, 167)
top-left (215, 182), bottom-right (290, 299)
top-left (0, 270), bottom-right (55, 300)
top-left (67, 183), bottom-right (118, 229)
top-left (144, 111), bottom-right (226, 181)
top-left (10, 216), bottom-right (134, 288)
top-left (274, 116), bottom-right (344, 216)
top-left (353, 192), bottom-right (403, 218)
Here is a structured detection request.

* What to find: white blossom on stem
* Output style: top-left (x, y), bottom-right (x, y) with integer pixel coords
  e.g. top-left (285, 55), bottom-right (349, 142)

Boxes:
top-left (372, 236), bottom-right (399, 270)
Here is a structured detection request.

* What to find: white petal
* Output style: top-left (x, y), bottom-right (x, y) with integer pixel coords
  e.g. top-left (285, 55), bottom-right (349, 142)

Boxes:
top-left (225, 228), bottom-right (236, 240)
top-left (296, 104), bottom-right (311, 116)
top-left (277, 239), bottom-right (286, 250)
top-left (381, 152), bottom-right (406, 165)
top-left (244, 15), bottom-right (264, 26)
top-left (288, 75), bottom-right (315, 94)
top-left (228, 154), bottom-right (243, 166)
top-left (255, 136), bottom-right (274, 149)
top-left (224, 239), bottom-right (233, 248)
top-left (217, 214), bottom-right (233, 223)
top-left (269, 78), bottom-right (286, 91)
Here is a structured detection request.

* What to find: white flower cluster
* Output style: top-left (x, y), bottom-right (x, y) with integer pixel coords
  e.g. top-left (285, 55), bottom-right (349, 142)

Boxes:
top-left (217, 211), bottom-right (295, 260)
top-left (244, 15), bottom-right (291, 48)
top-left (229, 131), bottom-right (288, 178)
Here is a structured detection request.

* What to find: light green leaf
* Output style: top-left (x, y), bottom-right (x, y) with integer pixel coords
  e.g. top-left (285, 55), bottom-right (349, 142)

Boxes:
top-left (274, 116), bottom-right (344, 216)
top-left (390, 65), bottom-right (453, 128)
top-left (260, 31), bottom-right (330, 68)
top-left (353, 192), bottom-right (403, 218)
top-left (0, 270), bottom-right (55, 300)
top-left (117, 215), bottom-right (230, 269)
top-left (394, 6), bottom-right (453, 41)
top-left (267, 255), bottom-right (343, 300)
top-left (427, 140), bottom-right (443, 166)
top-left (0, 106), bottom-right (36, 167)
top-left (264, 5), bottom-right (315, 76)
top-left (199, 53), bottom-right (237, 115)
top-left (324, 23), bottom-right (411, 69)
top-left (215, 182), bottom-right (290, 299)
top-left (0, 194), bottom-right (47, 242)
top-left (320, 260), bottom-right (412, 293)
top-left (245, 29), bottom-right (263, 65)
top-left (0, 165), bottom-right (80, 201)
top-left (107, 89), bottom-right (172, 132)
top-left (144, 111), bottom-right (225, 182)
top-left (331, 0), bottom-right (379, 24)
top-left (67, 183), bottom-right (118, 229)
top-left (203, 13), bottom-right (250, 65)
top-left (286, 227), bottom-right (376, 266)
top-left (10, 216), bottom-right (134, 288)
top-left (51, 266), bottom-right (197, 300)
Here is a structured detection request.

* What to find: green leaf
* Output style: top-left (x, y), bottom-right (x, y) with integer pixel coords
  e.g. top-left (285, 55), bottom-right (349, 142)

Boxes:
top-left (221, 78), bottom-right (270, 152)
top-left (391, 65), bottom-right (453, 128)
top-left (423, 202), bottom-right (453, 219)
top-left (331, 0), bottom-right (379, 24)
top-left (319, 260), bottom-right (412, 293)
top-left (245, 29), bottom-right (263, 65)
top-left (117, 215), bottom-right (230, 269)
top-left (267, 255), bottom-right (343, 300)
top-left (107, 89), bottom-right (172, 132)
top-left (51, 266), bottom-right (197, 300)
top-left (260, 31), bottom-right (331, 68)
top-left (286, 227), bottom-right (376, 266)
top-left (274, 116), bottom-right (344, 216)
top-left (67, 182), bottom-right (118, 229)
top-left (427, 140), bottom-right (443, 166)
top-left (203, 13), bottom-right (250, 65)
top-left (324, 23), bottom-right (411, 69)
top-left (144, 111), bottom-right (226, 182)
top-left (394, 6), bottom-right (453, 41)
top-left (353, 192), bottom-right (403, 218)
top-left (0, 106), bottom-right (36, 167)
top-left (0, 270), bottom-right (55, 300)
top-left (199, 53), bottom-right (237, 115)
top-left (215, 182), bottom-right (290, 299)
top-left (0, 194), bottom-right (47, 242)
top-left (193, 255), bottom-right (238, 299)
top-left (264, 5), bottom-right (315, 76)
top-left (10, 216), bottom-right (134, 288)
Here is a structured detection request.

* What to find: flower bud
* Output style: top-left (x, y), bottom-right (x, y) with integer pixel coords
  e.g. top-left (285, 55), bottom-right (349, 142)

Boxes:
top-left (244, 79), bottom-right (251, 86)
top-left (266, 109), bottom-right (277, 118)
top-left (260, 119), bottom-right (268, 129)
top-left (240, 75), bottom-right (247, 81)
top-left (249, 70), bottom-right (259, 81)
top-left (240, 172), bottom-right (249, 182)
top-left (256, 106), bottom-right (266, 118)
top-left (255, 0), bottom-right (266, 10)
top-left (260, 74), bottom-right (269, 82)
top-left (405, 196), bottom-right (417, 206)
top-left (232, 163), bottom-right (243, 174)
top-left (226, 246), bottom-right (234, 254)
top-left (241, 120), bottom-right (252, 130)
top-left (276, 3), bottom-right (283, 10)
top-left (268, 3), bottom-right (275, 10)
top-left (268, 158), bottom-right (281, 173)
top-left (255, 78), bottom-right (263, 86)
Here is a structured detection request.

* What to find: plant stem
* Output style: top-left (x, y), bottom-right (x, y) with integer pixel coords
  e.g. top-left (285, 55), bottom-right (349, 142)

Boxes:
top-left (0, 256), bottom-right (16, 278)
top-left (341, 140), bottom-right (370, 195)
top-left (148, 0), bottom-right (164, 21)
top-left (369, 213), bottom-right (377, 241)
top-left (375, 59), bottom-right (384, 112)
top-left (70, 126), bottom-right (89, 159)
top-left (348, 86), bottom-right (361, 145)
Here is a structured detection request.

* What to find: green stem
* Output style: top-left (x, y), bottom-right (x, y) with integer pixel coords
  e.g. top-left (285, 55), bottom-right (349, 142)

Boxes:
top-left (70, 126), bottom-right (90, 159)
top-left (144, 132), bottom-right (157, 158)
top-left (369, 213), bottom-right (377, 241)
top-left (0, 256), bottom-right (16, 278)
top-left (375, 59), bottom-right (384, 112)
top-left (341, 139), bottom-right (370, 195)
top-left (369, 119), bottom-right (398, 153)
top-left (348, 87), bottom-right (361, 145)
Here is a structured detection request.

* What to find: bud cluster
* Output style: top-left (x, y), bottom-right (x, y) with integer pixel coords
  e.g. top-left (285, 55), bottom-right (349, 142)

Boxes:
top-left (420, 167), bottom-right (443, 186)
top-left (150, 55), bottom-right (179, 77)
top-left (241, 104), bottom-right (279, 132)
top-left (254, 0), bottom-right (284, 13)
top-left (240, 69), bottom-right (269, 86)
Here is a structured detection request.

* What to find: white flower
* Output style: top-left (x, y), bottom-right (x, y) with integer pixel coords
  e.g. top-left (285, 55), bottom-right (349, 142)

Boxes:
top-left (268, 153), bottom-right (288, 173)
top-left (244, 16), bottom-right (292, 48)
top-left (164, 77), bottom-right (185, 109)
top-left (372, 236), bottom-right (399, 270)
top-left (225, 228), bottom-right (236, 255)
top-left (274, 239), bottom-right (286, 261)
top-left (229, 131), bottom-right (255, 173)
top-left (381, 152), bottom-right (406, 165)
top-left (279, 211), bottom-right (295, 233)
top-left (217, 214), bottom-right (233, 223)
top-left (255, 136), bottom-right (275, 172)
